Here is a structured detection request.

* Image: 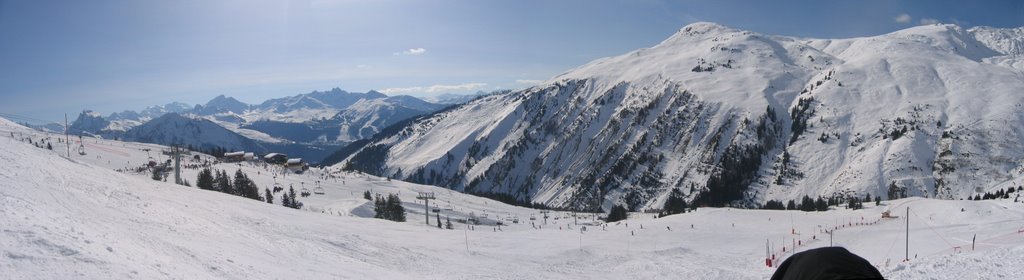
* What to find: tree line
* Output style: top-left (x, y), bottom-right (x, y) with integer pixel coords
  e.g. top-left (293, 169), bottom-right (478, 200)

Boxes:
top-left (195, 167), bottom-right (302, 209)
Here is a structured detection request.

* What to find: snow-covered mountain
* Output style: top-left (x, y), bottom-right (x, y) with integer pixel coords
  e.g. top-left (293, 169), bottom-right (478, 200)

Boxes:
top-left (121, 113), bottom-right (263, 152)
top-left (68, 110), bottom-right (111, 136)
top-left (238, 95), bottom-right (447, 144)
top-left (328, 22), bottom-right (1024, 211)
top-left (69, 87), bottom-right (448, 143)
top-left (194, 95), bottom-right (251, 115)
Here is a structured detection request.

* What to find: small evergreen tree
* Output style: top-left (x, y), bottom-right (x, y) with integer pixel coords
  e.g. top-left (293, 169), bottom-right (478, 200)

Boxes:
top-left (232, 170), bottom-right (247, 196)
top-left (373, 195), bottom-right (385, 219)
top-left (875, 196), bottom-right (881, 206)
top-left (386, 194), bottom-right (405, 222)
top-left (363, 190), bottom-right (372, 200)
top-left (216, 170), bottom-right (232, 194)
top-left (196, 168), bottom-right (214, 190)
top-left (265, 188), bottom-right (274, 204)
top-left (287, 186), bottom-right (302, 209)
top-left (282, 191), bottom-right (292, 208)
top-left (786, 200), bottom-right (797, 210)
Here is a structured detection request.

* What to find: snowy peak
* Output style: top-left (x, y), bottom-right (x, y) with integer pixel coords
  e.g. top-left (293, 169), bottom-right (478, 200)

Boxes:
top-left (197, 95), bottom-right (250, 115)
top-left (257, 88), bottom-right (388, 113)
top-left (969, 25), bottom-right (1024, 56)
top-left (69, 110), bottom-right (109, 135)
top-left (123, 113), bottom-right (260, 152)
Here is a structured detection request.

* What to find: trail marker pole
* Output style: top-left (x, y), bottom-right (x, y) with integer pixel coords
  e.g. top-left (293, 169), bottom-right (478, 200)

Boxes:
top-left (905, 207), bottom-right (910, 261)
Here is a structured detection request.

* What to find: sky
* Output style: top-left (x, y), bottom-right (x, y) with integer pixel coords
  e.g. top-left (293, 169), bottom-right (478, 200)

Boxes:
top-left (1, 0), bottom-right (1022, 123)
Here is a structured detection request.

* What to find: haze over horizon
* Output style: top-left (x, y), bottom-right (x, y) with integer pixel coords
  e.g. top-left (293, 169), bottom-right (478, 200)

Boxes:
top-left (1, 0), bottom-right (1022, 122)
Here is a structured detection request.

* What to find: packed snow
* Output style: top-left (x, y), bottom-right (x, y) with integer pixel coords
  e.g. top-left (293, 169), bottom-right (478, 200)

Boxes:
top-left (3, 118), bottom-right (1023, 279)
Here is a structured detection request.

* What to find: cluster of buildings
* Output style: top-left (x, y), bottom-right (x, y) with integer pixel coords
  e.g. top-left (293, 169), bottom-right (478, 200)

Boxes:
top-left (222, 151), bottom-right (308, 173)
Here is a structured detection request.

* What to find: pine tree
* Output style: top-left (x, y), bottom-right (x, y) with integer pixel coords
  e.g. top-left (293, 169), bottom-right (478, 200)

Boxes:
top-left (875, 196), bottom-right (881, 205)
top-left (864, 193), bottom-right (872, 203)
top-left (232, 171), bottom-right (261, 201)
top-left (373, 195), bottom-right (385, 219)
top-left (282, 192), bottom-right (292, 208)
top-left (216, 170), bottom-right (232, 194)
top-left (286, 186), bottom-right (302, 209)
top-left (363, 190), bottom-right (372, 200)
top-left (386, 194), bottom-right (406, 222)
top-left (265, 188), bottom-right (274, 204)
top-left (786, 200), bottom-right (796, 210)
top-left (233, 169), bottom-right (247, 196)
top-left (196, 168), bottom-right (214, 190)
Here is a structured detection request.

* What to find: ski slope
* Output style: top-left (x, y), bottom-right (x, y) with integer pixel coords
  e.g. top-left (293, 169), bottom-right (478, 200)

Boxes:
top-left (2, 118), bottom-right (1024, 279)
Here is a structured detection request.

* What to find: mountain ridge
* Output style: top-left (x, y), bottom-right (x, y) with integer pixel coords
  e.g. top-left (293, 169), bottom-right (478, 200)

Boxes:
top-left (327, 22), bottom-right (1024, 210)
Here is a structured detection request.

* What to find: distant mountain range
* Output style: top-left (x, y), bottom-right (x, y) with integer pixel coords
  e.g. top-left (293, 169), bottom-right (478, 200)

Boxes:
top-left (67, 88), bottom-right (480, 163)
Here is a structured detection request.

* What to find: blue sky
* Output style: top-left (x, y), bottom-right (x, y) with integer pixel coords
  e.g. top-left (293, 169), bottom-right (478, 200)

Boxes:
top-left (1, 0), bottom-right (1022, 122)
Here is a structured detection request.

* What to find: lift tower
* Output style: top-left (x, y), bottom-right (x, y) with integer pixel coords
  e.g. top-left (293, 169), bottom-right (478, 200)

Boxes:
top-left (417, 192), bottom-right (436, 225)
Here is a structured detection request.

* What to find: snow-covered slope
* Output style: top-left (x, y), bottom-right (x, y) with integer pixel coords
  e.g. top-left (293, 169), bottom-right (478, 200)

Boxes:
top-left (329, 22), bottom-right (1024, 211)
top-left (4, 116), bottom-right (1024, 279)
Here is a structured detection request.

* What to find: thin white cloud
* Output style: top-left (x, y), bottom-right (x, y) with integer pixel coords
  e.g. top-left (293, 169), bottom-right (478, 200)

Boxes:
top-left (894, 13), bottom-right (911, 24)
top-left (379, 82), bottom-right (487, 94)
top-left (920, 18), bottom-right (940, 25)
top-left (393, 48), bottom-right (427, 56)
top-left (515, 79), bottom-right (543, 85)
